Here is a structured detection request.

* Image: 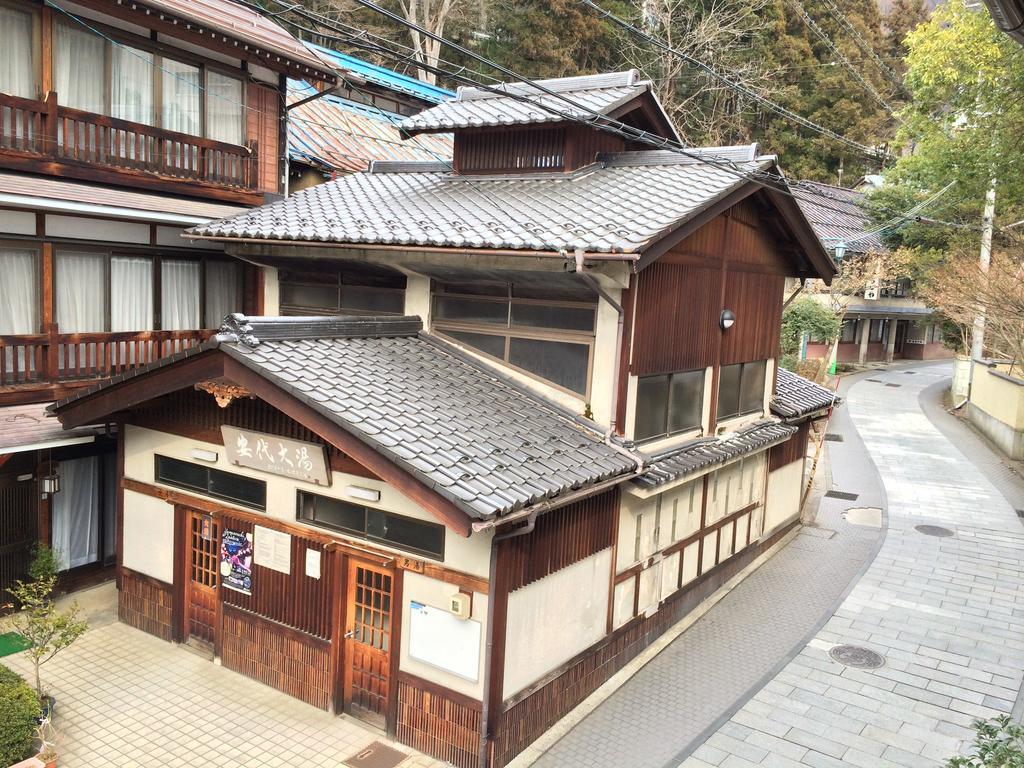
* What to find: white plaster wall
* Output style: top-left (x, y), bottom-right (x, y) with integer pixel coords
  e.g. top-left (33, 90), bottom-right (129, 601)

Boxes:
top-left (502, 549), bottom-right (612, 698)
top-left (46, 215), bottom-right (149, 244)
top-left (0, 209), bottom-right (36, 236)
top-left (589, 289), bottom-right (621, 428)
top-left (403, 274), bottom-right (432, 324)
top-left (616, 479), bottom-right (703, 572)
top-left (399, 571), bottom-right (488, 700)
top-left (612, 577), bottom-right (634, 630)
top-left (262, 267), bottom-right (280, 316)
top-left (122, 488), bottom-right (175, 583)
top-left (123, 424), bottom-right (492, 577)
top-left (764, 459), bottom-right (803, 535)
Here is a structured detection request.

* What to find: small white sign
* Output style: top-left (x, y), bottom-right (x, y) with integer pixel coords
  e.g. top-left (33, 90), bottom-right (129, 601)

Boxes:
top-left (305, 548), bottom-right (321, 580)
top-left (254, 525), bottom-right (292, 574)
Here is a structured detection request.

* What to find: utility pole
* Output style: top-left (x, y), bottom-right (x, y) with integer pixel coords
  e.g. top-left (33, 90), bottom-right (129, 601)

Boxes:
top-left (971, 181), bottom-right (996, 360)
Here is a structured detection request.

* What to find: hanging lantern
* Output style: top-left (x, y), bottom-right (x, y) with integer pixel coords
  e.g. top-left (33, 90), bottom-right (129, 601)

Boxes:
top-left (40, 471), bottom-right (61, 497)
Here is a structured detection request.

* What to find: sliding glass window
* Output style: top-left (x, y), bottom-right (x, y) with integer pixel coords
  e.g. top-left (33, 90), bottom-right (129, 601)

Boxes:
top-left (0, 2), bottom-right (38, 99)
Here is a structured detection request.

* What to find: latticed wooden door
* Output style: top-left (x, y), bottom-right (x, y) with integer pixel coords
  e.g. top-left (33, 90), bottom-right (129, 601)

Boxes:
top-left (186, 511), bottom-right (219, 646)
top-left (343, 559), bottom-right (393, 727)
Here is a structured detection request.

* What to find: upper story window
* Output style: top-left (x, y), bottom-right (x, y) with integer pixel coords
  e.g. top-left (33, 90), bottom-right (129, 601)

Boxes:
top-left (431, 282), bottom-right (597, 397)
top-left (634, 369), bottom-right (704, 442)
top-left (0, 3), bottom-right (39, 99)
top-left (279, 268), bottom-right (406, 316)
top-left (156, 454), bottom-right (266, 511)
top-left (0, 245), bottom-right (39, 335)
top-left (716, 360), bottom-right (767, 422)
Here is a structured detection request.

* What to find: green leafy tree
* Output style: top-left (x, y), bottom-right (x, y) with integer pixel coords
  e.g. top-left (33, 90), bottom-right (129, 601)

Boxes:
top-left (948, 716), bottom-right (1024, 767)
top-left (3, 546), bottom-right (88, 699)
top-left (779, 296), bottom-right (840, 372)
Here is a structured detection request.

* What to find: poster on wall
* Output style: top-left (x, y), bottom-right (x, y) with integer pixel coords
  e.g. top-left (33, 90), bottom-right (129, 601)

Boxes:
top-left (254, 525), bottom-right (292, 575)
top-left (220, 529), bottom-right (253, 595)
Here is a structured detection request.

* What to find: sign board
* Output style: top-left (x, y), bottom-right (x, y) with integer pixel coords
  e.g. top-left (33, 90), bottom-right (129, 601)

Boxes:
top-left (305, 549), bottom-right (321, 580)
top-left (254, 525), bottom-right (291, 575)
top-left (221, 426), bottom-right (330, 486)
top-left (408, 601), bottom-right (481, 682)
top-left (220, 529), bottom-right (253, 595)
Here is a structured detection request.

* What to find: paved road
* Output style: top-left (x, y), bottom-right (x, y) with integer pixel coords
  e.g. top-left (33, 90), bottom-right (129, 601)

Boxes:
top-left (684, 362), bottom-right (1024, 767)
top-left (528, 370), bottom-right (888, 768)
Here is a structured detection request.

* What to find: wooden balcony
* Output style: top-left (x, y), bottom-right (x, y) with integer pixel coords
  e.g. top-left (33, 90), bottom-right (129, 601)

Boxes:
top-left (0, 325), bottom-right (211, 406)
top-left (0, 92), bottom-right (261, 204)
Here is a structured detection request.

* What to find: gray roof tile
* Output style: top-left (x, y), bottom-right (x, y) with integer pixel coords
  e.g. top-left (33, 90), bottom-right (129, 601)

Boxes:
top-left (792, 180), bottom-right (887, 255)
top-left (770, 368), bottom-right (840, 420)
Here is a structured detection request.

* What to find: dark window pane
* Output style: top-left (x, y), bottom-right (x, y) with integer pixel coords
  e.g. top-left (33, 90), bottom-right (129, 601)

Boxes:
top-left (635, 375), bottom-right (669, 441)
top-left (444, 330), bottom-right (507, 359)
top-left (739, 360), bottom-right (767, 415)
top-left (511, 303), bottom-right (596, 332)
top-left (434, 296), bottom-right (507, 324)
top-left (299, 492), bottom-right (365, 534)
top-left (155, 456), bottom-right (207, 493)
top-left (668, 370), bottom-right (704, 433)
top-left (208, 470), bottom-right (266, 510)
top-left (340, 286), bottom-right (404, 314)
top-left (367, 509), bottom-right (445, 560)
top-left (508, 336), bottom-right (590, 395)
top-left (280, 282), bottom-right (338, 310)
top-left (717, 363), bottom-right (742, 421)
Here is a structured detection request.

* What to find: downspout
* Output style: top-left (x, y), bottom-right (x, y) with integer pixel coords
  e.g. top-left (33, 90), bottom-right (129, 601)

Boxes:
top-left (478, 514), bottom-right (537, 768)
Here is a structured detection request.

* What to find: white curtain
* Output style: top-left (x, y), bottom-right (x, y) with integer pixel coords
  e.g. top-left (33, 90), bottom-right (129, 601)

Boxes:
top-left (0, 249), bottom-right (38, 335)
top-left (51, 457), bottom-right (99, 571)
top-left (0, 6), bottom-right (35, 99)
top-left (110, 45), bottom-right (153, 125)
top-left (56, 251), bottom-right (105, 332)
top-left (205, 70), bottom-right (243, 145)
top-left (111, 256), bottom-right (153, 331)
top-left (205, 261), bottom-right (238, 328)
top-left (161, 259), bottom-right (201, 330)
top-left (54, 22), bottom-right (105, 114)
top-left (162, 59), bottom-right (200, 134)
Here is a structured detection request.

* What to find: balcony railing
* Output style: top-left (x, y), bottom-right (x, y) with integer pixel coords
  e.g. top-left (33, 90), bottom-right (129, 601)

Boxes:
top-left (0, 325), bottom-right (210, 390)
top-left (0, 91), bottom-right (258, 194)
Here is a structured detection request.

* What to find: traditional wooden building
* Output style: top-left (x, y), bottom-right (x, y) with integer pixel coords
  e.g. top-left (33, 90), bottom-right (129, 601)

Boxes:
top-left (50, 71), bottom-right (839, 767)
top-left (0, 0), bottom-right (336, 593)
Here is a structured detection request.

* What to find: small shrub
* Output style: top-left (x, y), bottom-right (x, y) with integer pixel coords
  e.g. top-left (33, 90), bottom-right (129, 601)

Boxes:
top-left (948, 716), bottom-right (1024, 767)
top-left (0, 664), bottom-right (42, 766)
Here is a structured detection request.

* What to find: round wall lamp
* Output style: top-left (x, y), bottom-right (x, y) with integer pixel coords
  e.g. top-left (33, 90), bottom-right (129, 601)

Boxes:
top-left (720, 309), bottom-right (736, 331)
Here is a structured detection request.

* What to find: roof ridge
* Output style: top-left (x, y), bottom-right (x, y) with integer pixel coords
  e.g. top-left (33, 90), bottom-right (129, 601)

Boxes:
top-left (368, 160), bottom-right (451, 174)
top-left (456, 70), bottom-right (641, 101)
top-left (215, 314), bottom-right (423, 348)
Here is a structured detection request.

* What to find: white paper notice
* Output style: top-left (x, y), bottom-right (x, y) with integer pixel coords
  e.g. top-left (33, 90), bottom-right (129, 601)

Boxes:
top-left (305, 548), bottom-right (321, 580)
top-left (253, 525), bottom-right (292, 574)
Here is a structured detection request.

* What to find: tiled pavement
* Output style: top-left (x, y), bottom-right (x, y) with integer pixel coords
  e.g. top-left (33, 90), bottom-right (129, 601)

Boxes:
top-left (683, 361), bottom-right (1024, 768)
top-left (528, 372), bottom-right (887, 768)
top-left (2, 592), bottom-right (443, 768)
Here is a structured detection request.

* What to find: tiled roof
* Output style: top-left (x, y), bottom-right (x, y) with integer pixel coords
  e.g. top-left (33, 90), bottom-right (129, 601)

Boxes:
top-left (187, 151), bottom-right (775, 254)
top-left (400, 71), bottom-right (658, 135)
top-left (54, 316), bottom-right (637, 520)
top-left (635, 421), bottom-right (797, 490)
top-left (792, 180), bottom-right (887, 255)
top-left (0, 403), bottom-right (101, 454)
top-left (308, 44), bottom-right (452, 105)
top-left (288, 84), bottom-right (453, 174)
top-left (770, 368), bottom-right (839, 420)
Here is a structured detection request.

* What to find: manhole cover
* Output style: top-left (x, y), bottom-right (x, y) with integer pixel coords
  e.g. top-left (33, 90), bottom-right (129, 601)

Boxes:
top-left (825, 490), bottom-right (859, 501)
top-left (344, 741), bottom-right (408, 768)
top-left (915, 524), bottom-right (954, 537)
top-left (824, 434), bottom-right (844, 442)
top-left (829, 645), bottom-right (885, 669)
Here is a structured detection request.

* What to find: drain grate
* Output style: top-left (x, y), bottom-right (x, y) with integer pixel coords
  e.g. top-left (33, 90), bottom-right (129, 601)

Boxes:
top-left (825, 490), bottom-right (859, 501)
top-left (866, 378), bottom-right (882, 383)
top-left (904, 371), bottom-right (917, 375)
top-left (1017, 510), bottom-right (1024, 518)
top-left (824, 434), bottom-right (844, 442)
top-left (885, 383), bottom-right (902, 388)
top-left (344, 742), bottom-right (408, 768)
top-left (830, 645), bottom-right (885, 669)
top-left (915, 524), bottom-right (954, 537)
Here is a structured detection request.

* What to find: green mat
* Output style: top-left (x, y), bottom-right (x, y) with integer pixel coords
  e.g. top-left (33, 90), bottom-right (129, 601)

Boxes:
top-left (0, 632), bottom-right (30, 658)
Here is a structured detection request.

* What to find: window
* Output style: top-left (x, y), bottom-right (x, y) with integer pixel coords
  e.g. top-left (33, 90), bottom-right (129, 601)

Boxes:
top-left (162, 59), bottom-right (201, 135)
top-left (432, 283), bottom-right (597, 397)
top-left (156, 455), bottom-right (266, 510)
top-left (206, 70), bottom-right (244, 145)
top-left (54, 21), bottom-right (104, 113)
top-left (634, 369), bottom-right (704, 441)
top-left (0, 246), bottom-right (38, 335)
top-left (110, 44), bottom-right (154, 125)
top-left (716, 360), bottom-right (767, 422)
top-left (840, 320), bottom-right (857, 343)
top-left (279, 269), bottom-right (406, 316)
top-left (869, 319), bottom-right (886, 343)
top-left (0, 3), bottom-right (38, 99)
top-left (297, 491), bottom-right (445, 560)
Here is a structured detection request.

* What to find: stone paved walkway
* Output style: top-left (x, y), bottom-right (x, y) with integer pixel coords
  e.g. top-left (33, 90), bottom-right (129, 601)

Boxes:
top-left (2, 588), bottom-right (442, 768)
top-left (683, 361), bottom-right (1024, 768)
top-left (527, 371), bottom-right (886, 768)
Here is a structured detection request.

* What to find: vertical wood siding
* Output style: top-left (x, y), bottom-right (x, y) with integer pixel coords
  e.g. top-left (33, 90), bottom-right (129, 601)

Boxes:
top-left (769, 421), bottom-right (810, 471)
top-left (118, 568), bottom-right (174, 641)
top-left (500, 488), bottom-right (619, 593)
top-left (246, 82), bottom-right (280, 194)
top-left (720, 270), bottom-right (784, 366)
top-left (396, 674), bottom-right (482, 768)
top-left (455, 127), bottom-right (566, 173)
top-left (563, 124), bottom-right (625, 170)
top-left (0, 480), bottom-right (36, 608)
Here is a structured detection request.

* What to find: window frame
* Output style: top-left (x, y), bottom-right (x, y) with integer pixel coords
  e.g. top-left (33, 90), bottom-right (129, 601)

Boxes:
top-left (716, 360), bottom-right (768, 423)
top-left (0, 240), bottom-right (41, 334)
top-left (296, 490), bottom-right (446, 561)
top-left (155, 454), bottom-right (266, 511)
top-left (431, 285), bottom-right (598, 399)
top-left (0, 0), bottom-right (42, 100)
top-left (634, 368), bottom-right (705, 443)
top-left (279, 268), bottom-right (406, 317)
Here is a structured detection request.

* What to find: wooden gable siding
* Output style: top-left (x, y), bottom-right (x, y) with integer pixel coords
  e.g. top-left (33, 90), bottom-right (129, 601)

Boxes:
top-left (452, 122), bottom-right (626, 175)
top-left (499, 487), bottom-right (618, 593)
top-left (769, 421), bottom-right (810, 471)
top-left (564, 124), bottom-right (626, 170)
top-left (128, 388), bottom-right (379, 480)
top-left (720, 270), bottom-right (784, 366)
top-left (247, 81), bottom-right (282, 194)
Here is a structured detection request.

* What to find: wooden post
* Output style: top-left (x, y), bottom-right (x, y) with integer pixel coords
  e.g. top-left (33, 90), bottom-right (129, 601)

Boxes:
top-left (44, 323), bottom-right (58, 384)
top-left (42, 91), bottom-right (57, 156)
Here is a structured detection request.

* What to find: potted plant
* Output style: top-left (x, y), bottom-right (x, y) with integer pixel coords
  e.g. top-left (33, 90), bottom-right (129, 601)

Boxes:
top-left (2, 546), bottom-right (88, 721)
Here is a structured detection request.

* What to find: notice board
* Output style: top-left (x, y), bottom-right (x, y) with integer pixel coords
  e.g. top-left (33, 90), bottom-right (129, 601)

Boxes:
top-left (408, 601), bottom-right (481, 682)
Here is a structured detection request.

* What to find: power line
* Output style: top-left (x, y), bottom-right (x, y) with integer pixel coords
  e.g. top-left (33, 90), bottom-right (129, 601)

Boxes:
top-left (812, 0), bottom-right (906, 93)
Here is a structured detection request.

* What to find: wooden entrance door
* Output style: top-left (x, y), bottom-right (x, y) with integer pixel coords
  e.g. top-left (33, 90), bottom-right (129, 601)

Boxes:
top-left (185, 511), bottom-right (219, 648)
top-left (343, 559), bottom-right (394, 727)
top-left (895, 320), bottom-right (908, 357)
